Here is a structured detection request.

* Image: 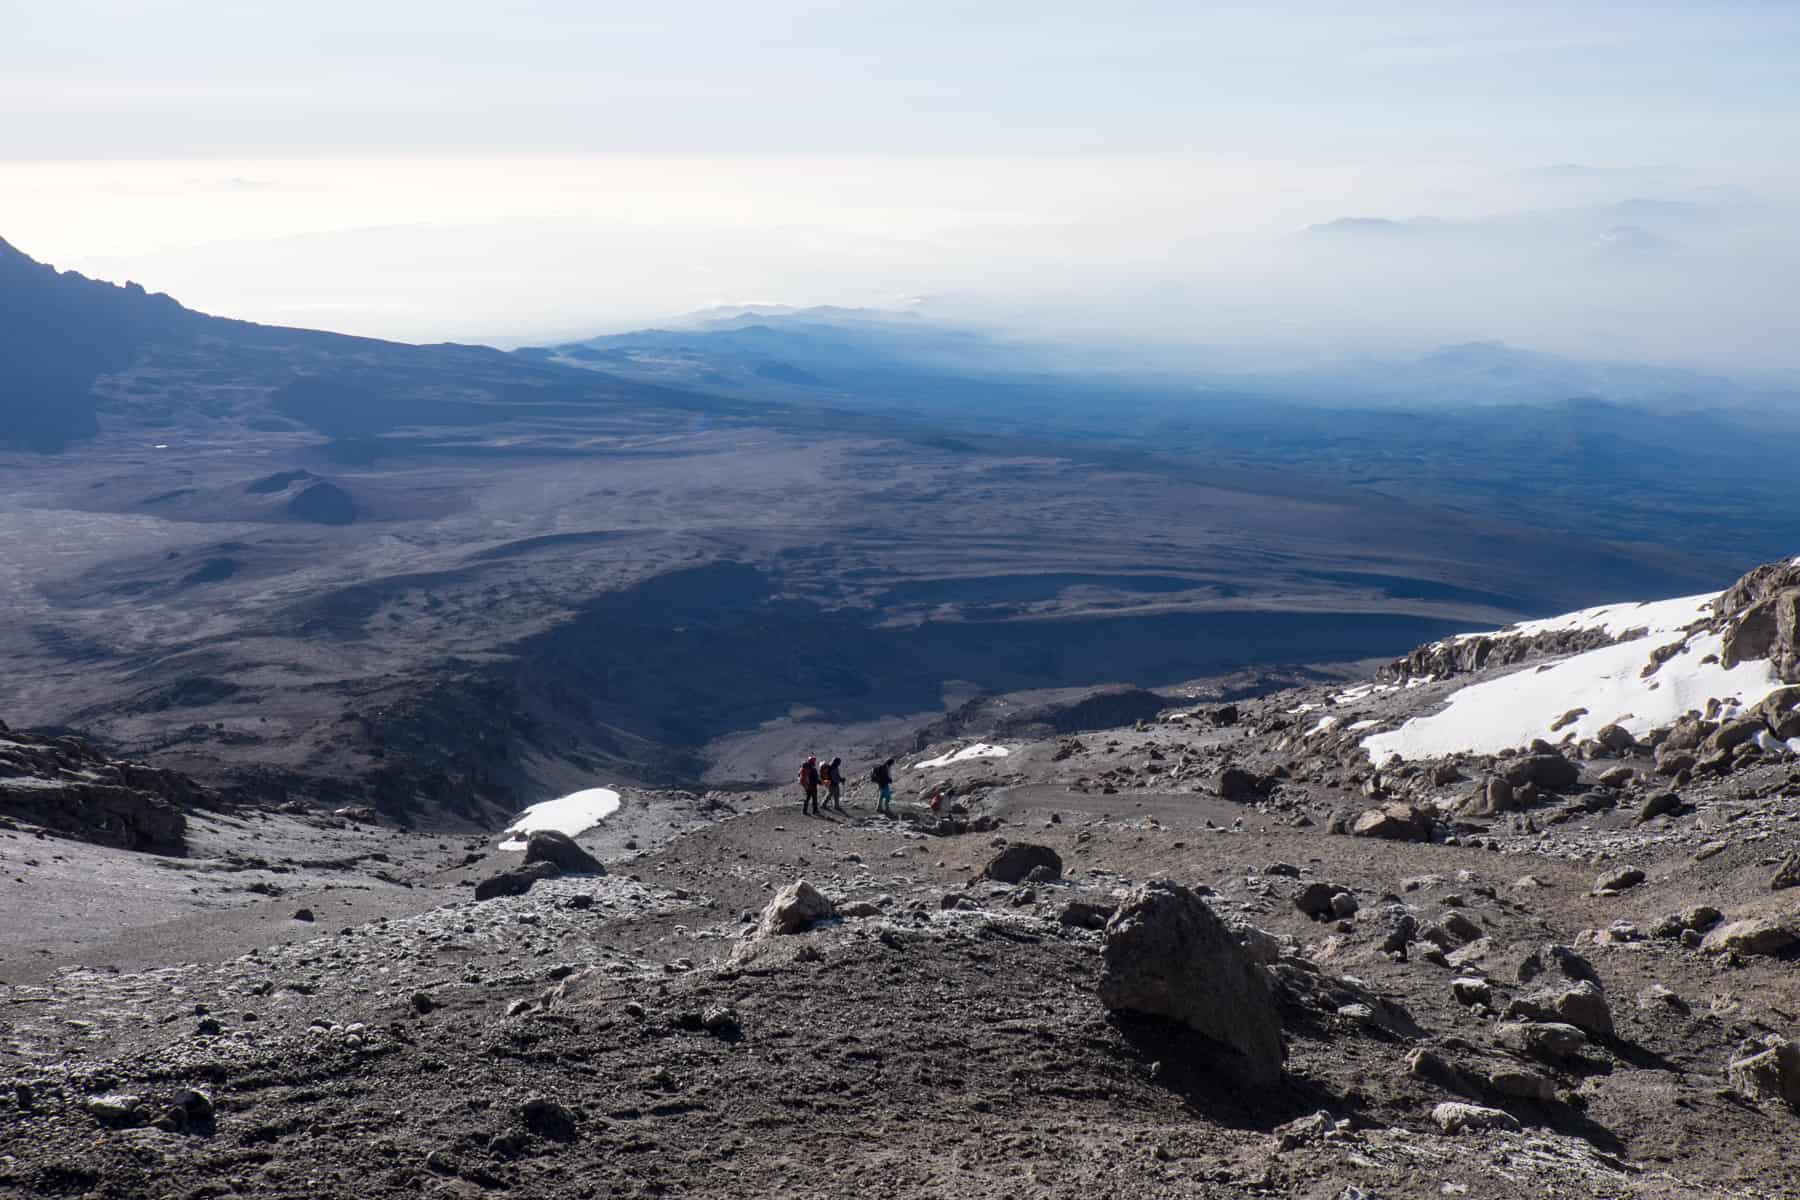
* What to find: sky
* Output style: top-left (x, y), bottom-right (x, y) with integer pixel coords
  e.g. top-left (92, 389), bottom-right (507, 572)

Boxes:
top-left (6, 1), bottom-right (1800, 365)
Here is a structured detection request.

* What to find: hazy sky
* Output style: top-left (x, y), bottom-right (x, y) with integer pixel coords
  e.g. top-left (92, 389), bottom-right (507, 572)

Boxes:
top-left (7, 2), bottom-right (1799, 363)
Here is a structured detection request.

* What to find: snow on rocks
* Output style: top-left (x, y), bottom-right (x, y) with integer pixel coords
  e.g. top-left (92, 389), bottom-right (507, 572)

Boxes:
top-left (1450, 592), bottom-right (1717, 644)
top-left (497, 787), bottom-right (621, 850)
top-left (1362, 628), bottom-right (1784, 762)
top-left (913, 743), bottom-right (1011, 769)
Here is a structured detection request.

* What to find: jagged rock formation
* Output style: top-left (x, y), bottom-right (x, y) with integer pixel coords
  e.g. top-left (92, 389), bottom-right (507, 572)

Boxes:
top-left (1383, 625), bottom-right (1622, 684)
top-left (1715, 558), bottom-right (1800, 683)
top-left (0, 718), bottom-right (209, 853)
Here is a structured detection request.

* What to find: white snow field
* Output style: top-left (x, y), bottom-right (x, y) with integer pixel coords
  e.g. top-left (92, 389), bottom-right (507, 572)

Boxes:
top-left (914, 743), bottom-right (1012, 770)
top-left (497, 787), bottom-right (622, 850)
top-left (1445, 591), bottom-right (1715, 644)
top-left (1363, 627), bottom-right (1785, 762)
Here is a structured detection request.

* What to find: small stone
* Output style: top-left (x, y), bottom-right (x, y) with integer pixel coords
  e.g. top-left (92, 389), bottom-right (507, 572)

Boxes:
top-left (1771, 854), bottom-right (1800, 891)
top-left (1495, 1020), bottom-right (1588, 1065)
top-left (521, 1095), bottom-right (578, 1141)
top-left (701, 1005), bottom-right (742, 1038)
top-left (1694, 840), bottom-right (1730, 862)
top-left (195, 1017), bottom-right (223, 1036)
top-left (292, 907), bottom-right (315, 922)
top-left (1451, 977), bottom-right (1492, 1007)
top-left (174, 1088), bottom-right (214, 1121)
top-left (1593, 866), bottom-right (1645, 895)
top-left (1637, 791), bottom-right (1681, 823)
top-left (411, 991), bottom-right (434, 1014)
top-left (1329, 891), bottom-right (1360, 918)
top-left (506, 999), bottom-right (534, 1017)
top-left (87, 1093), bottom-right (143, 1123)
top-left (1431, 1101), bottom-right (1520, 1134)
top-left (1485, 1069), bottom-right (1555, 1102)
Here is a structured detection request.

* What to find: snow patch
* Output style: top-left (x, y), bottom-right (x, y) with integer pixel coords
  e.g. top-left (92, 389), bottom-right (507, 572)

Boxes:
top-left (498, 787), bottom-right (621, 851)
top-left (1362, 629), bottom-right (1784, 762)
top-left (1445, 591), bottom-right (1714, 646)
top-left (914, 743), bottom-right (1011, 770)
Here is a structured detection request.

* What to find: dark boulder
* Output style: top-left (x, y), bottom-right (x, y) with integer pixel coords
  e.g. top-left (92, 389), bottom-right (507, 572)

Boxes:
top-left (1351, 802), bottom-right (1433, 842)
top-left (1098, 881), bottom-right (1284, 1086)
top-left (984, 843), bottom-right (1062, 884)
top-left (523, 830), bottom-right (605, 874)
top-left (1216, 767), bottom-right (1270, 801)
top-left (474, 861), bottom-right (560, 901)
top-left (1498, 753), bottom-right (1580, 791)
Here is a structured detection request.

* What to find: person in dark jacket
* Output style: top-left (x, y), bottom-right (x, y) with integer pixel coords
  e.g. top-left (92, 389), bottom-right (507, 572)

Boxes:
top-left (824, 756), bottom-right (845, 811)
top-left (871, 758), bottom-right (895, 814)
top-left (799, 755), bottom-right (821, 815)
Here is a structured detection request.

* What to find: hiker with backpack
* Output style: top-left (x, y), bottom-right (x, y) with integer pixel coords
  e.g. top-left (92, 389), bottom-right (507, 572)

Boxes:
top-left (870, 757), bottom-right (895, 815)
top-left (799, 755), bottom-right (821, 815)
top-left (824, 756), bottom-right (845, 811)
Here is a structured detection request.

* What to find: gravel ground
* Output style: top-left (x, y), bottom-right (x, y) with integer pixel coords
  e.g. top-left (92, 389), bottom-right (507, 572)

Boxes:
top-left (3, 670), bottom-right (1799, 1199)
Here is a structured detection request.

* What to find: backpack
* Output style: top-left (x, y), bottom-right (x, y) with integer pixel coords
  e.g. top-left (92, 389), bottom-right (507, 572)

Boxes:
top-left (799, 761), bottom-right (817, 785)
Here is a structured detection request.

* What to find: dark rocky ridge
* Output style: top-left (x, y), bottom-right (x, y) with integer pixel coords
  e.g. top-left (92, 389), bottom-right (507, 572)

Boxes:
top-left (0, 718), bottom-right (213, 853)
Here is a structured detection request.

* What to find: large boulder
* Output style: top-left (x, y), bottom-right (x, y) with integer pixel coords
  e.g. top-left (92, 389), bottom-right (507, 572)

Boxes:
top-left (1351, 802), bottom-right (1432, 842)
top-left (757, 880), bottom-right (837, 936)
top-left (983, 843), bottom-right (1062, 884)
top-left (1728, 1036), bottom-right (1800, 1109)
top-left (1757, 687), bottom-right (1800, 740)
top-left (1098, 881), bottom-right (1284, 1086)
top-left (1216, 767), bottom-right (1270, 801)
top-left (1510, 943), bottom-right (1613, 1037)
top-left (1703, 718), bottom-right (1767, 758)
top-left (1701, 917), bottom-right (1799, 958)
top-left (1504, 980), bottom-right (1613, 1038)
top-left (1498, 753), bottom-right (1580, 791)
top-left (523, 830), bottom-right (605, 874)
top-left (1593, 723), bottom-right (1637, 753)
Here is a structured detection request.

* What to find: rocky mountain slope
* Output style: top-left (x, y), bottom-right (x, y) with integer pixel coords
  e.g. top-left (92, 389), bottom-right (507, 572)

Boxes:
top-left (4, 235), bottom-right (1737, 828)
top-left (0, 718), bottom-right (215, 854)
top-left (2, 557), bottom-right (1797, 1198)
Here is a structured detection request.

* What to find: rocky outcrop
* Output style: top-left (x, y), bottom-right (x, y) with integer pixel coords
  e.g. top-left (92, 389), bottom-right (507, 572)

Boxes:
top-left (1097, 881), bottom-right (1284, 1086)
top-left (1383, 626), bottom-right (1622, 685)
top-left (1715, 559), bottom-right (1800, 683)
top-left (0, 720), bottom-right (210, 853)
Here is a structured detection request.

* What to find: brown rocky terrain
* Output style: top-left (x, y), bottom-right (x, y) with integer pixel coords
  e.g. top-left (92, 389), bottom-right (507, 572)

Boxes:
top-left (2, 559), bottom-right (1798, 1198)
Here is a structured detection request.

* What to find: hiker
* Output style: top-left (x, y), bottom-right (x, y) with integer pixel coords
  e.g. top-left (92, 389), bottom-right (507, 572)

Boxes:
top-left (799, 755), bottom-right (821, 815)
top-left (824, 756), bottom-right (845, 811)
top-left (870, 757), bottom-right (895, 815)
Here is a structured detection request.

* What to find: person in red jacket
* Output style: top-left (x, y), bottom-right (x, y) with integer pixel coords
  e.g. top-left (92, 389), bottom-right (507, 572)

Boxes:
top-left (798, 755), bottom-right (821, 815)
